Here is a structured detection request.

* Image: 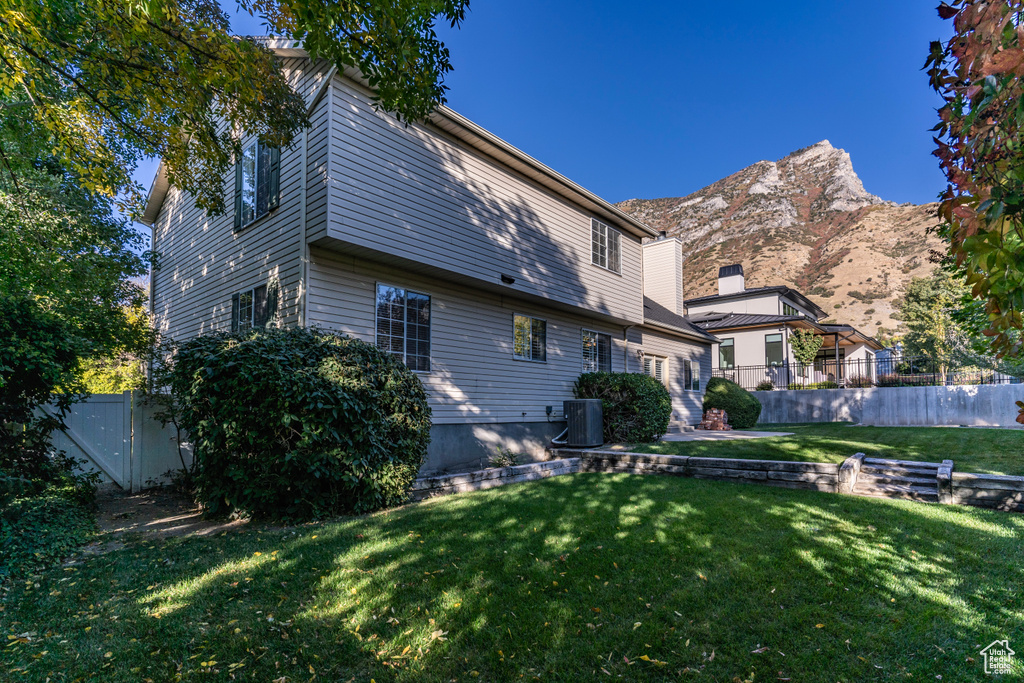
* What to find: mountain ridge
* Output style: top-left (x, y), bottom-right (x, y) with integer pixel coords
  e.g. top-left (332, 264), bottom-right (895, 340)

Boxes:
top-left (616, 141), bottom-right (942, 335)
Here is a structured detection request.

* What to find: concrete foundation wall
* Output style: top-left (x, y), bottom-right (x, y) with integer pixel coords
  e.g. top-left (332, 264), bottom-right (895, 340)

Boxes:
top-left (424, 421), bottom-right (567, 475)
top-left (754, 384), bottom-right (1024, 427)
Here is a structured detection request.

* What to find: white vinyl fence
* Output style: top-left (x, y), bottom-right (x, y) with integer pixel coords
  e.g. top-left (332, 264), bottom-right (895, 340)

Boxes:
top-left (44, 392), bottom-right (190, 492)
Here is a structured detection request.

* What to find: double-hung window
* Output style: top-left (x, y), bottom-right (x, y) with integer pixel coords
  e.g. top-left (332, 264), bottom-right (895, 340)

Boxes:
top-left (765, 333), bottom-right (784, 367)
top-left (376, 284), bottom-right (431, 372)
top-left (591, 218), bottom-right (621, 274)
top-left (513, 314), bottom-right (546, 362)
top-left (719, 338), bottom-right (735, 369)
top-left (581, 329), bottom-right (612, 373)
top-left (643, 355), bottom-right (667, 385)
top-left (683, 359), bottom-right (700, 391)
top-left (231, 281), bottom-right (278, 332)
top-left (234, 140), bottom-right (281, 230)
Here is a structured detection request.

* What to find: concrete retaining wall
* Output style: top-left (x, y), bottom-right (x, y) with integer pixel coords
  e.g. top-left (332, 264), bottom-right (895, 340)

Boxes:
top-left (951, 472), bottom-right (1024, 512)
top-left (754, 384), bottom-right (1024, 427)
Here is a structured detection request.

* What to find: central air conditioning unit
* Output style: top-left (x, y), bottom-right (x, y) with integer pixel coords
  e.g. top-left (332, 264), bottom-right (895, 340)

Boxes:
top-left (563, 399), bottom-right (603, 448)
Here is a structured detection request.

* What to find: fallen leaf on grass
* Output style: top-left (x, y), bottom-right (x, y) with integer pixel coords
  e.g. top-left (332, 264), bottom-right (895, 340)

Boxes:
top-left (752, 646), bottom-right (769, 654)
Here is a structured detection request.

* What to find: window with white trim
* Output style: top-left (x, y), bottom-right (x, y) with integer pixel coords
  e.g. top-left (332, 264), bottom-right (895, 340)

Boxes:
top-left (581, 329), bottom-right (612, 373)
top-left (376, 284), bottom-right (431, 372)
top-left (643, 355), bottom-right (667, 385)
top-left (513, 314), bottom-right (546, 362)
top-left (591, 218), bottom-right (621, 274)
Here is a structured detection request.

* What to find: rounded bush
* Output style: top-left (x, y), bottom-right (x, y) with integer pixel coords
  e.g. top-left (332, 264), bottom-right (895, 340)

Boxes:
top-left (168, 328), bottom-right (431, 520)
top-left (703, 377), bottom-right (762, 429)
top-left (755, 380), bottom-right (775, 391)
top-left (574, 372), bottom-right (671, 443)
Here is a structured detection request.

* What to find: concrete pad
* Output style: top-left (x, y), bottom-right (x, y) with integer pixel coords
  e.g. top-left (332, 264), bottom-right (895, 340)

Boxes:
top-left (659, 430), bottom-right (793, 442)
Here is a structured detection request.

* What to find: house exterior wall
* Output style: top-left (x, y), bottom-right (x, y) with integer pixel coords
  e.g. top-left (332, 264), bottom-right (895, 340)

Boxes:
top-left (687, 292), bottom-right (783, 317)
top-left (323, 75), bottom-right (644, 324)
top-left (642, 238), bottom-right (684, 315)
top-left (711, 325), bottom-right (796, 370)
top-left (150, 58), bottom-right (331, 340)
top-left (626, 327), bottom-right (711, 427)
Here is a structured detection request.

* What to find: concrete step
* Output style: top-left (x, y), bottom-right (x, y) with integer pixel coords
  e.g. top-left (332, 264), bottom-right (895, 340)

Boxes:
top-left (853, 483), bottom-right (939, 501)
top-left (861, 463), bottom-right (942, 478)
top-left (857, 472), bottom-right (938, 487)
top-left (863, 457), bottom-right (941, 469)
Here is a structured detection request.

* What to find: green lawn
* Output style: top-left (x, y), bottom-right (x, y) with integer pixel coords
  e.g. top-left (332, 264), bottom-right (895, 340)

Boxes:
top-left (627, 423), bottom-right (1024, 476)
top-left (3, 474), bottom-right (1023, 681)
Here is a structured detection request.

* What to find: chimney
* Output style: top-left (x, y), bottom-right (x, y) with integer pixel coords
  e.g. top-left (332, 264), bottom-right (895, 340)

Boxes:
top-left (718, 264), bottom-right (745, 295)
top-left (642, 236), bottom-right (685, 315)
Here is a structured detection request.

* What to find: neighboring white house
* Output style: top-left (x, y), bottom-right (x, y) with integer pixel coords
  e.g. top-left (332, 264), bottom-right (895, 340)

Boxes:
top-left (139, 41), bottom-right (717, 474)
top-left (687, 264), bottom-right (882, 389)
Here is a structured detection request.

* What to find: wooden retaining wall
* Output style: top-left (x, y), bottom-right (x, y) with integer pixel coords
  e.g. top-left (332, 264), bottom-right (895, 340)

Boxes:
top-left (951, 472), bottom-right (1024, 512)
top-left (571, 450), bottom-right (840, 492)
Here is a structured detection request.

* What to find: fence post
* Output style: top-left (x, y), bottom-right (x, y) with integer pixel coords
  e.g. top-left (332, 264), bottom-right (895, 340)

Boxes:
top-left (121, 390), bottom-right (134, 493)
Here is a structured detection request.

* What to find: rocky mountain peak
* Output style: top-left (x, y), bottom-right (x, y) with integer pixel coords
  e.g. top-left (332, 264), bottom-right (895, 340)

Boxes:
top-left (615, 142), bottom-right (940, 335)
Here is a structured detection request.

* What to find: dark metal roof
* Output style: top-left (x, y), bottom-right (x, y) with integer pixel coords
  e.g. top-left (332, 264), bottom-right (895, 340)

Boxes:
top-left (691, 313), bottom-right (806, 331)
top-left (684, 285), bottom-right (828, 319)
top-left (718, 263), bottom-right (744, 278)
top-left (642, 297), bottom-right (720, 343)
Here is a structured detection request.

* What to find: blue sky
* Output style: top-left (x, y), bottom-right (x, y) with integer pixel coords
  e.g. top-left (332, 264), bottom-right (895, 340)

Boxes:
top-left (137, 1), bottom-right (950, 206)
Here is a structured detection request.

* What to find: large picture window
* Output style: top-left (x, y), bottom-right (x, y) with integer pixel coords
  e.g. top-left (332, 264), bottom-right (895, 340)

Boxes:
top-left (234, 140), bottom-right (281, 230)
top-left (591, 218), bottom-right (621, 274)
top-left (376, 284), bottom-right (431, 372)
top-left (765, 333), bottom-right (784, 367)
top-left (581, 329), bottom-right (612, 372)
top-left (719, 338), bottom-right (735, 369)
top-left (513, 315), bottom-right (546, 362)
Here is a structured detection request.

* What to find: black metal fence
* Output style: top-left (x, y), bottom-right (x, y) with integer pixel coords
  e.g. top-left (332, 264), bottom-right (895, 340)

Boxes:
top-left (713, 356), bottom-right (1023, 391)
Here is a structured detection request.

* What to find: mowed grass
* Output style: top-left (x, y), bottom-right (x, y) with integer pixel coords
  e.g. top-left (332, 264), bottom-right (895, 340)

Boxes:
top-left (628, 423), bottom-right (1024, 476)
top-left (3, 474), bottom-right (1023, 682)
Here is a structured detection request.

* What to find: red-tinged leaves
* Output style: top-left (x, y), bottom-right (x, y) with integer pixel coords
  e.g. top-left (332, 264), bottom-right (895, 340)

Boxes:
top-left (938, 3), bottom-right (960, 20)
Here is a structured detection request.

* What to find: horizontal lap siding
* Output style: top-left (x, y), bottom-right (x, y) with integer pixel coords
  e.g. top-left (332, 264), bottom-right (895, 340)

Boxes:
top-left (629, 328), bottom-right (712, 425)
top-left (307, 249), bottom-right (631, 424)
top-left (151, 60), bottom-right (327, 341)
top-left (326, 76), bottom-right (643, 323)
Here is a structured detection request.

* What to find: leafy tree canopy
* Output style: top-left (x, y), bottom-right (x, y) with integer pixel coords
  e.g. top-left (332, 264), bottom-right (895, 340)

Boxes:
top-left (926, 0), bottom-right (1024, 357)
top-left (790, 329), bottom-right (824, 366)
top-left (0, 0), bottom-right (469, 215)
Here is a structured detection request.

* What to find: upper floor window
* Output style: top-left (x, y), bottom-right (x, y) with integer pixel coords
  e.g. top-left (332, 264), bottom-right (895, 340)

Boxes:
top-left (376, 284), bottom-right (431, 372)
top-left (591, 219), bottom-right (621, 274)
top-left (719, 338), bottom-right (735, 369)
top-left (581, 329), bottom-right (612, 373)
top-left (765, 333), bottom-right (784, 367)
top-left (234, 140), bottom-right (281, 231)
top-left (513, 314), bottom-right (546, 362)
top-left (643, 355), bottom-right (667, 385)
top-left (232, 281), bottom-right (278, 332)
top-left (783, 302), bottom-right (800, 316)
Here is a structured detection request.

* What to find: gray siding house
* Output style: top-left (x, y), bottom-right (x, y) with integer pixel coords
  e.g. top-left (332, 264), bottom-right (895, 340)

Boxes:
top-left (141, 42), bottom-right (716, 473)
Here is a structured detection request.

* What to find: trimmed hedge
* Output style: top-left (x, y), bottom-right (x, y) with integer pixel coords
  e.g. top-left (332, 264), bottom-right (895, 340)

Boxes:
top-left (703, 377), bottom-right (762, 428)
top-left (574, 372), bottom-right (671, 443)
top-left (167, 328), bottom-right (432, 520)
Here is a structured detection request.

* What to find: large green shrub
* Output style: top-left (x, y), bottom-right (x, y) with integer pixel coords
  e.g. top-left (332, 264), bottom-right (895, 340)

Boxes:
top-left (574, 372), bottom-right (671, 443)
top-left (703, 377), bottom-right (762, 429)
top-left (166, 328), bottom-right (432, 520)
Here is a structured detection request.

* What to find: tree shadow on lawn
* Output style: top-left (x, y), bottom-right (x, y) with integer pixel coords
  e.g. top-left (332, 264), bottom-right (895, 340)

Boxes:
top-left (3, 473), bottom-right (1023, 682)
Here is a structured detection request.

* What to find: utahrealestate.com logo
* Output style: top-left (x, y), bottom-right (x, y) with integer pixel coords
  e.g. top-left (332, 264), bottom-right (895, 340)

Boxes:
top-left (980, 640), bottom-right (1015, 675)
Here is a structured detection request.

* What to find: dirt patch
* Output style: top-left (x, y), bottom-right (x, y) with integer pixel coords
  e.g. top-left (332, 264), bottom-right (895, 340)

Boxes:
top-left (87, 485), bottom-right (246, 551)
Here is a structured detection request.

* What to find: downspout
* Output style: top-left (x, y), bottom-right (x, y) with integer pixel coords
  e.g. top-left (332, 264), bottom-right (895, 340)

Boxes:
top-left (623, 324), bottom-right (635, 372)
